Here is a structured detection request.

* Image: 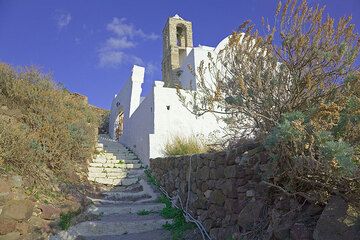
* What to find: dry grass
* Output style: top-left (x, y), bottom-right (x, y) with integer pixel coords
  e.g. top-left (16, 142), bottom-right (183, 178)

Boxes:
top-left (163, 135), bottom-right (208, 156)
top-left (0, 63), bottom-right (100, 188)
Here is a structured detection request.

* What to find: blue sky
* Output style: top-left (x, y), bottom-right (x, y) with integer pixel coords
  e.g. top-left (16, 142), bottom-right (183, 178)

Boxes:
top-left (1, 0), bottom-right (359, 109)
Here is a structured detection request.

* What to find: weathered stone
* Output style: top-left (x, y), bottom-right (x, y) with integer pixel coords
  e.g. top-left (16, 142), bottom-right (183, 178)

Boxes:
top-left (209, 228), bottom-right (221, 240)
top-left (200, 182), bottom-right (209, 192)
top-left (0, 194), bottom-right (9, 207)
top-left (203, 218), bottom-right (213, 231)
top-left (193, 195), bottom-right (207, 210)
top-left (0, 179), bottom-right (10, 193)
top-left (28, 216), bottom-right (45, 229)
top-left (313, 196), bottom-right (360, 240)
top-left (210, 167), bottom-right (225, 179)
top-left (9, 176), bottom-right (22, 188)
top-left (222, 179), bottom-right (236, 198)
top-left (209, 190), bottom-right (225, 206)
top-left (245, 168), bottom-right (254, 177)
top-left (0, 231), bottom-right (20, 240)
top-left (272, 210), bottom-right (296, 240)
top-left (1, 199), bottom-right (33, 220)
top-left (215, 179), bottom-right (226, 190)
top-left (209, 160), bottom-right (216, 168)
top-left (61, 199), bottom-right (81, 214)
top-left (290, 223), bottom-right (312, 240)
top-left (16, 222), bottom-right (30, 235)
top-left (246, 190), bottom-right (255, 197)
top-left (0, 105), bottom-right (9, 111)
top-left (237, 200), bottom-right (264, 231)
top-left (204, 190), bottom-right (212, 199)
top-left (39, 204), bottom-right (61, 220)
top-left (224, 165), bottom-right (237, 178)
top-left (0, 218), bottom-right (16, 235)
top-left (224, 199), bottom-right (237, 213)
top-left (198, 166), bottom-right (210, 180)
top-left (7, 189), bottom-right (27, 201)
top-left (207, 180), bottom-right (215, 189)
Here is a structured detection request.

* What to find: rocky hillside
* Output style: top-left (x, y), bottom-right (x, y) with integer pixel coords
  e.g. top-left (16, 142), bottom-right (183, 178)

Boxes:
top-left (0, 63), bottom-right (106, 239)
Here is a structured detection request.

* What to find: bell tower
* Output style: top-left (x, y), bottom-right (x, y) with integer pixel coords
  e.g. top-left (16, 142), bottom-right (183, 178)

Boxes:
top-left (162, 14), bottom-right (193, 88)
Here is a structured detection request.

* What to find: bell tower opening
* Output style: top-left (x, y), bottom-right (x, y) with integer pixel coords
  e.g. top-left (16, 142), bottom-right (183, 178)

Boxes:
top-left (176, 26), bottom-right (184, 47)
top-left (162, 14), bottom-right (193, 88)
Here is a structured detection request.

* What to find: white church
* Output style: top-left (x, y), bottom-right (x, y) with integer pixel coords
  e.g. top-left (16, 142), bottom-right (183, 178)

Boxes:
top-left (109, 15), bottom-right (231, 165)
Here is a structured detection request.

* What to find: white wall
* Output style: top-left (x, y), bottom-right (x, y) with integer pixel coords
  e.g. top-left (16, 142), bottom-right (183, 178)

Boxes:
top-left (108, 38), bottom-right (232, 165)
top-left (148, 85), bottom-right (224, 160)
top-left (120, 89), bottom-right (154, 165)
top-left (110, 78), bottom-right (224, 165)
top-left (179, 46), bottom-right (215, 91)
top-left (109, 66), bottom-right (144, 140)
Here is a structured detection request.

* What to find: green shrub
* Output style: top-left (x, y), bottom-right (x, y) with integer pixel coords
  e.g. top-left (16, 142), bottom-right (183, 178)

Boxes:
top-left (320, 140), bottom-right (355, 174)
top-left (59, 211), bottom-right (80, 230)
top-left (265, 111), bottom-right (306, 151)
top-left (163, 135), bottom-right (208, 156)
top-left (264, 108), bottom-right (359, 204)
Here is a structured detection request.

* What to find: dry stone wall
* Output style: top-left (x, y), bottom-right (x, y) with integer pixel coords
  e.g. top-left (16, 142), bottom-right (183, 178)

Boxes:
top-left (151, 145), bottom-right (360, 240)
top-left (150, 143), bottom-right (267, 240)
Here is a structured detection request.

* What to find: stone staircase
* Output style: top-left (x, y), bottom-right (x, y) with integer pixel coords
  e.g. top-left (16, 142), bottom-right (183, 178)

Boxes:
top-left (51, 135), bottom-right (172, 240)
top-left (87, 135), bottom-right (144, 186)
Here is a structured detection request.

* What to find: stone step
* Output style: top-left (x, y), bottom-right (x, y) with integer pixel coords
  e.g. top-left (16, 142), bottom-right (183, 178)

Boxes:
top-left (89, 163), bottom-right (142, 169)
top-left (92, 195), bottom-right (153, 204)
top-left (88, 167), bottom-right (126, 174)
top-left (114, 154), bottom-right (138, 160)
top-left (92, 158), bottom-right (140, 164)
top-left (92, 158), bottom-right (124, 164)
top-left (98, 153), bottom-right (116, 160)
top-left (90, 176), bottom-right (139, 186)
top-left (88, 172), bottom-right (127, 179)
top-left (103, 190), bottom-right (152, 202)
top-left (102, 147), bottom-right (129, 151)
top-left (55, 215), bottom-right (172, 238)
top-left (109, 183), bottom-right (144, 193)
top-left (87, 202), bottom-right (166, 216)
top-left (104, 153), bottom-right (136, 158)
top-left (127, 169), bottom-right (145, 177)
top-left (97, 153), bottom-right (138, 160)
top-left (95, 147), bottom-right (104, 152)
top-left (81, 229), bottom-right (171, 240)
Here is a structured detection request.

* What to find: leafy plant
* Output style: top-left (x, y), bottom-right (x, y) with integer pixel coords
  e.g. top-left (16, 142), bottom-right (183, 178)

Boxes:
top-left (320, 140), bottom-right (355, 174)
top-left (264, 109), bottom-right (359, 204)
top-left (159, 195), bottom-right (195, 240)
top-left (137, 210), bottom-right (152, 216)
top-left (177, 0), bottom-right (360, 141)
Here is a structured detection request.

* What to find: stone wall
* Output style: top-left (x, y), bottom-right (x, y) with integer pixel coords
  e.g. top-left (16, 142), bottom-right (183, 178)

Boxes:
top-left (150, 143), bottom-right (266, 240)
top-left (150, 145), bottom-right (360, 240)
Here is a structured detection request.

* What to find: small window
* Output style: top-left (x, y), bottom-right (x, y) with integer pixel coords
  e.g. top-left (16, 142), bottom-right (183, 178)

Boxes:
top-left (166, 105), bottom-right (170, 110)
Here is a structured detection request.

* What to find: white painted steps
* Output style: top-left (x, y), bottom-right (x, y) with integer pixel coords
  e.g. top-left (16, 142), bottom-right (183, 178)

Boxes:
top-left (51, 135), bottom-right (173, 240)
top-left (87, 202), bottom-right (166, 215)
top-left (54, 216), bottom-right (172, 238)
top-left (82, 229), bottom-right (171, 240)
top-left (87, 136), bottom-right (144, 186)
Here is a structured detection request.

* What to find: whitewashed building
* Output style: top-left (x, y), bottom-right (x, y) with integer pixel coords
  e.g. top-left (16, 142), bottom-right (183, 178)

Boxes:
top-left (109, 15), bottom-right (230, 165)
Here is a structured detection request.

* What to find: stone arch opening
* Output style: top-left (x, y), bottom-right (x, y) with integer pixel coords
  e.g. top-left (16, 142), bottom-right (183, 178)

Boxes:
top-left (115, 111), bottom-right (124, 140)
top-left (176, 25), bottom-right (186, 47)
